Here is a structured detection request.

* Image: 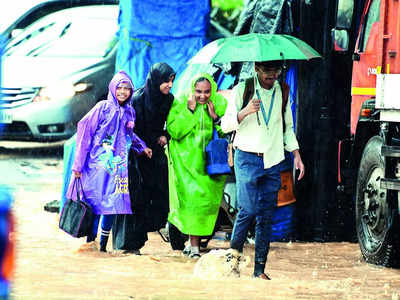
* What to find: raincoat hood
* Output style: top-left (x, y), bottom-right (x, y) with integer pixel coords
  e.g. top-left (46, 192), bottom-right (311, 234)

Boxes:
top-left (143, 62), bottom-right (175, 112)
top-left (108, 70), bottom-right (135, 106)
top-left (190, 72), bottom-right (218, 104)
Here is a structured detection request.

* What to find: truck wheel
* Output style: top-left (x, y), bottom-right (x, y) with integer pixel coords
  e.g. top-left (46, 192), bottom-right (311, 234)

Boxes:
top-left (167, 221), bottom-right (188, 251)
top-left (356, 136), bottom-right (400, 267)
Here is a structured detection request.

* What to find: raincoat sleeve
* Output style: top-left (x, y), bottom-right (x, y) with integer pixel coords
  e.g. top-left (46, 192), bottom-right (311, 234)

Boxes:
top-left (72, 103), bottom-right (103, 172)
top-left (127, 105), bottom-right (147, 154)
top-left (221, 84), bottom-right (242, 133)
top-left (130, 132), bottom-right (147, 154)
top-left (212, 92), bottom-right (228, 136)
top-left (166, 95), bottom-right (196, 141)
top-left (283, 97), bottom-right (299, 152)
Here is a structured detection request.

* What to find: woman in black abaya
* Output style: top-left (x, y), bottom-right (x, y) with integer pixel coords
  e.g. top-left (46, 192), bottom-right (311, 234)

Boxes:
top-left (132, 62), bottom-right (176, 233)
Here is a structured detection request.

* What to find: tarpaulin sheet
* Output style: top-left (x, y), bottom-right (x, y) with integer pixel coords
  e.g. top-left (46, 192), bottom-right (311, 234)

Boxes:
top-left (0, 34), bottom-right (5, 135)
top-left (116, 0), bottom-right (210, 89)
top-left (234, 0), bottom-right (293, 36)
top-left (286, 63), bottom-right (298, 128)
top-left (60, 134), bottom-right (76, 212)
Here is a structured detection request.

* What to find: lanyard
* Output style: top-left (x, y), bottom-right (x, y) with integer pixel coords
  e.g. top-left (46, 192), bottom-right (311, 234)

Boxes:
top-left (256, 88), bottom-right (275, 128)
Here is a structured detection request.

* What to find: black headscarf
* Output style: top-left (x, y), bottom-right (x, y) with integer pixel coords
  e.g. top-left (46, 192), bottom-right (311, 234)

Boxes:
top-left (132, 62), bottom-right (176, 149)
top-left (143, 62), bottom-right (175, 114)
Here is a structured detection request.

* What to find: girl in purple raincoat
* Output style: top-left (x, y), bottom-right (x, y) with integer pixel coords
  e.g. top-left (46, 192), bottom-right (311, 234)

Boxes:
top-left (66, 71), bottom-right (152, 251)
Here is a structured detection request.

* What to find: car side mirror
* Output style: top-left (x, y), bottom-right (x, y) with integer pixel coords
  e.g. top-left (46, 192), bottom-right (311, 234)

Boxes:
top-left (331, 28), bottom-right (349, 53)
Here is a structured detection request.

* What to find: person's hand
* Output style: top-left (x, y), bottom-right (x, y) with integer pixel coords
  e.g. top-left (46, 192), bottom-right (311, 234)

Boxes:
top-left (126, 121), bottom-right (135, 129)
top-left (206, 101), bottom-right (218, 121)
top-left (73, 171), bottom-right (82, 178)
top-left (292, 149), bottom-right (305, 180)
top-left (245, 98), bottom-right (261, 115)
top-left (157, 136), bottom-right (167, 147)
top-left (237, 98), bottom-right (261, 123)
top-left (187, 94), bottom-right (196, 112)
top-left (144, 147), bottom-right (152, 159)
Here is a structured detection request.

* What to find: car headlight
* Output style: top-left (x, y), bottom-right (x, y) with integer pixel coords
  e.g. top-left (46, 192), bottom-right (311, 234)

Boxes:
top-left (33, 82), bottom-right (92, 102)
top-left (73, 83), bottom-right (92, 93)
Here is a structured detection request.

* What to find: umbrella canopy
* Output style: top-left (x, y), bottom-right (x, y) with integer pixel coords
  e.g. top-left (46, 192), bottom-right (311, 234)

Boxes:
top-left (188, 33), bottom-right (321, 64)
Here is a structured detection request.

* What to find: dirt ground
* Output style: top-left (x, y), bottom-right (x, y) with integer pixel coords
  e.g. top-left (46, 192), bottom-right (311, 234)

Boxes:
top-left (2, 142), bottom-right (400, 300)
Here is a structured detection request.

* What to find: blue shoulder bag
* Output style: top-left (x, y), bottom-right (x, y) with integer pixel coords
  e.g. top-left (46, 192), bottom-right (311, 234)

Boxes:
top-left (205, 127), bottom-right (232, 176)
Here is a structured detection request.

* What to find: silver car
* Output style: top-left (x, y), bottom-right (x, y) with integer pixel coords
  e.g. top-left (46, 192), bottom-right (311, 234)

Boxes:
top-left (0, 4), bottom-right (119, 141)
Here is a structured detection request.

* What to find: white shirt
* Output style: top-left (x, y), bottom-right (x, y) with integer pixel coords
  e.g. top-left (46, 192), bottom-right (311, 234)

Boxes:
top-left (221, 77), bottom-right (299, 169)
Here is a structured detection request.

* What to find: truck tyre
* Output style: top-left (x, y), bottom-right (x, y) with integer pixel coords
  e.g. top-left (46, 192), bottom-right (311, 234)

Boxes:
top-left (356, 136), bottom-right (400, 267)
top-left (167, 221), bottom-right (187, 251)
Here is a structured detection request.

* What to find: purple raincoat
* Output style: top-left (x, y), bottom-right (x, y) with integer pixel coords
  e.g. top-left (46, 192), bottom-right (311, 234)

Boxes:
top-left (66, 71), bottom-right (146, 215)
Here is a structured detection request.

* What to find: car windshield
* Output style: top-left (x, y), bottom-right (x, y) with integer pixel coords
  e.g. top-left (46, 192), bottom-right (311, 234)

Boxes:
top-left (4, 6), bottom-right (118, 58)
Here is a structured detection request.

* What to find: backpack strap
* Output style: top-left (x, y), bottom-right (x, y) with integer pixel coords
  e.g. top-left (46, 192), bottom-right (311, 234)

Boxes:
top-left (230, 79), bottom-right (291, 150)
top-left (242, 78), bottom-right (290, 132)
top-left (230, 78), bottom-right (255, 145)
top-left (242, 78), bottom-right (254, 109)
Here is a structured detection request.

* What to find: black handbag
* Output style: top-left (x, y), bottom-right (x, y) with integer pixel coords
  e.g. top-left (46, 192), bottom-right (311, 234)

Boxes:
top-left (59, 178), bottom-right (94, 238)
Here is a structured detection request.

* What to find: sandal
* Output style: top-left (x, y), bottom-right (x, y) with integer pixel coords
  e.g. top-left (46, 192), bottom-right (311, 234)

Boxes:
top-left (188, 252), bottom-right (201, 259)
top-left (122, 249), bottom-right (141, 255)
top-left (182, 244), bottom-right (191, 256)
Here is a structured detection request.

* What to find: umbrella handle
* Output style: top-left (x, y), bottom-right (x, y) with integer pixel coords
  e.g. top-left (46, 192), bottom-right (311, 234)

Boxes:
top-left (255, 90), bottom-right (261, 126)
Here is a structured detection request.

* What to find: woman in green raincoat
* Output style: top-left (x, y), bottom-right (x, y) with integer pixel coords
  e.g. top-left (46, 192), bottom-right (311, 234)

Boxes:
top-left (166, 73), bottom-right (227, 258)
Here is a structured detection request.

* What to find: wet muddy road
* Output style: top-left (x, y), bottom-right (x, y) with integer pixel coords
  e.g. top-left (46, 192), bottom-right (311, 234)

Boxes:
top-left (1, 142), bottom-right (400, 300)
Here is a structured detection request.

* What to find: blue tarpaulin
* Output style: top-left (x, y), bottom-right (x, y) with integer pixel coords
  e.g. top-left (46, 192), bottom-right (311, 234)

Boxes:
top-left (0, 34), bottom-right (6, 135)
top-left (60, 134), bottom-right (76, 212)
top-left (279, 63), bottom-right (298, 171)
top-left (116, 0), bottom-right (210, 89)
top-left (286, 63), bottom-right (298, 128)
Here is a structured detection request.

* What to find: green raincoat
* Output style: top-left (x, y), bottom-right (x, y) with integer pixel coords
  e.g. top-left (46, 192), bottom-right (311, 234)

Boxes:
top-left (166, 73), bottom-right (228, 236)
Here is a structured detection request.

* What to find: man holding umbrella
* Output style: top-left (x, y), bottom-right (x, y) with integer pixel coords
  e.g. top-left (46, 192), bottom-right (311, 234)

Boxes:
top-left (221, 60), bottom-right (305, 280)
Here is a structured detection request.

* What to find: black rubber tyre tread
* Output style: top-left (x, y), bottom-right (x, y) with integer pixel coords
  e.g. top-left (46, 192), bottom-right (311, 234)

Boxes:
top-left (356, 136), bottom-right (400, 267)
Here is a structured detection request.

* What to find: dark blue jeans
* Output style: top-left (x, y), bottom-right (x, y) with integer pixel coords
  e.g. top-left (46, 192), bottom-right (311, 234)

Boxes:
top-left (230, 149), bottom-right (281, 264)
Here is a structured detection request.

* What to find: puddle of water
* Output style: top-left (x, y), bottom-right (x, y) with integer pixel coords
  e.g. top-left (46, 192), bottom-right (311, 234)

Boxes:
top-left (3, 151), bottom-right (400, 300)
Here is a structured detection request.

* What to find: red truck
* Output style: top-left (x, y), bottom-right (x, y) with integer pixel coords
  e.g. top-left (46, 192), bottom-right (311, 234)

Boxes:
top-left (333, 0), bottom-right (400, 267)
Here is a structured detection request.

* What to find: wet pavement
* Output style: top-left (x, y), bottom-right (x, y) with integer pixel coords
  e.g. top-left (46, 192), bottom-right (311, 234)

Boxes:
top-left (1, 142), bottom-right (400, 299)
